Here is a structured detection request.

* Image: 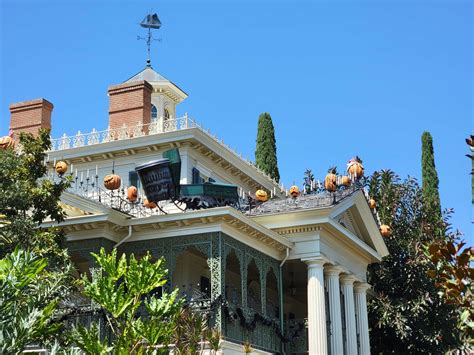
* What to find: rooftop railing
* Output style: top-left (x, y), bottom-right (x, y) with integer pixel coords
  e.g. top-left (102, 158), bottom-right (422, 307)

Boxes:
top-left (49, 114), bottom-right (281, 189)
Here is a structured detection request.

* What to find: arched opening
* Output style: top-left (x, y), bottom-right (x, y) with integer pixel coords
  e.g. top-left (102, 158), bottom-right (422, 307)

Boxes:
top-left (151, 104), bottom-right (158, 121)
top-left (163, 107), bottom-right (170, 121)
top-left (247, 259), bottom-right (261, 311)
top-left (266, 268), bottom-right (279, 319)
top-left (225, 249), bottom-right (242, 305)
top-left (174, 246), bottom-right (210, 302)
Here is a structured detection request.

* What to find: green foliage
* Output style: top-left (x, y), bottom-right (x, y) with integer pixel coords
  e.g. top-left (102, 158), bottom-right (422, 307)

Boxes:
top-left (70, 248), bottom-right (182, 354)
top-left (173, 307), bottom-right (208, 354)
top-left (0, 130), bottom-right (74, 352)
top-left (367, 170), bottom-right (463, 354)
top-left (0, 248), bottom-right (71, 353)
top-left (421, 131), bottom-right (442, 222)
top-left (206, 328), bottom-right (222, 354)
top-left (426, 236), bottom-right (473, 344)
top-left (255, 112), bottom-right (280, 183)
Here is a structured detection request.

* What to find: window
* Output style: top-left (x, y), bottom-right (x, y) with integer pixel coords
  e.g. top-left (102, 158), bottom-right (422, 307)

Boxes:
top-left (192, 167), bottom-right (203, 184)
top-left (129, 171), bottom-right (140, 188)
top-left (151, 105), bottom-right (157, 121)
top-left (164, 107), bottom-right (170, 121)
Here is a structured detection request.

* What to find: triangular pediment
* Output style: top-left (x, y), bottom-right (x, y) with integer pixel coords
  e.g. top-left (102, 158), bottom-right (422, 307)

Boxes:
top-left (329, 190), bottom-right (389, 257)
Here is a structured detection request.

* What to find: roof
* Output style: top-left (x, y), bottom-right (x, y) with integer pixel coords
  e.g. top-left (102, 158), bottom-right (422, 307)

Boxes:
top-left (248, 188), bottom-right (356, 216)
top-left (125, 66), bottom-right (170, 83)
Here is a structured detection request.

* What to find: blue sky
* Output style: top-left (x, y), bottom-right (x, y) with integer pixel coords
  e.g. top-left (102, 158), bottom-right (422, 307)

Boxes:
top-left (1, 0), bottom-right (472, 244)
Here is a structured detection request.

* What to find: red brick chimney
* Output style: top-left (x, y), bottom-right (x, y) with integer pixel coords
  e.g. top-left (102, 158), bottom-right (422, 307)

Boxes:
top-left (9, 98), bottom-right (54, 137)
top-left (108, 80), bottom-right (153, 131)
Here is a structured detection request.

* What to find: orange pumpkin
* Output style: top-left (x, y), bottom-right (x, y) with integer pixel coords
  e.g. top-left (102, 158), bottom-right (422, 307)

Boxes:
top-left (103, 174), bottom-right (121, 190)
top-left (127, 186), bottom-right (138, 202)
top-left (0, 136), bottom-right (15, 150)
top-left (340, 175), bottom-right (351, 187)
top-left (324, 167), bottom-right (337, 192)
top-left (255, 189), bottom-right (268, 202)
top-left (55, 161), bottom-right (68, 175)
top-left (369, 198), bottom-right (376, 209)
top-left (347, 156), bottom-right (364, 179)
top-left (380, 224), bottom-right (391, 237)
top-left (289, 185), bottom-right (300, 198)
top-left (143, 198), bottom-right (157, 209)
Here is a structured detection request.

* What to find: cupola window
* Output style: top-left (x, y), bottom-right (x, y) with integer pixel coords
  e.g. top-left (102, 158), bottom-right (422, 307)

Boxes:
top-left (151, 104), bottom-right (158, 122)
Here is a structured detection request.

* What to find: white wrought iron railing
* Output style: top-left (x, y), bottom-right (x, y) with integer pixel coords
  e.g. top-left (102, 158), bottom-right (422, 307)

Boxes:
top-left (49, 114), bottom-right (282, 190)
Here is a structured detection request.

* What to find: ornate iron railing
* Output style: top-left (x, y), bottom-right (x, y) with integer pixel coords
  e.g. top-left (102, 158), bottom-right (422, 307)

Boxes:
top-left (48, 114), bottom-right (281, 188)
top-left (284, 319), bottom-right (308, 354)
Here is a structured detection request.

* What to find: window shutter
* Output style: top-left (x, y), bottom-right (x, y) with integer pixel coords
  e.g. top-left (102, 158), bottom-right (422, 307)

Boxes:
top-left (192, 167), bottom-right (200, 184)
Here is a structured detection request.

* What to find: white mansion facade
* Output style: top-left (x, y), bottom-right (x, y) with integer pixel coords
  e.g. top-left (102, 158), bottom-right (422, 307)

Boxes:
top-left (7, 64), bottom-right (388, 355)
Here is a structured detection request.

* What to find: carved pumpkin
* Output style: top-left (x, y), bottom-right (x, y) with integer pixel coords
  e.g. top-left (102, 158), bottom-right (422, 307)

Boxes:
top-left (255, 189), bottom-right (268, 202)
top-left (324, 167), bottom-right (337, 192)
top-left (143, 198), bottom-right (157, 209)
top-left (347, 156), bottom-right (364, 179)
top-left (289, 185), bottom-right (300, 198)
top-left (127, 186), bottom-right (138, 202)
top-left (369, 198), bottom-right (376, 209)
top-left (55, 161), bottom-right (68, 175)
top-left (0, 136), bottom-right (14, 150)
top-left (103, 174), bottom-right (121, 190)
top-left (380, 224), bottom-right (391, 237)
top-left (340, 175), bottom-right (351, 187)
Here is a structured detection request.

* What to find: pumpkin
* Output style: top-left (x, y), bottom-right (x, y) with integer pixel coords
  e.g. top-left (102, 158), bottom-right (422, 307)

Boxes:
top-left (255, 189), bottom-right (268, 202)
top-left (324, 167), bottom-right (337, 192)
top-left (380, 224), bottom-right (391, 237)
top-left (369, 198), bottom-right (376, 209)
top-left (0, 136), bottom-right (14, 150)
top-left (55, 161), bottom-right (68, 175)
top-left (143, 198), bottom-right (157, 209)
top-left (347, 156), bottom-right (364, 179)
top-left (127, 186), bottom-right (138, 202)
top-left (103, 174), bottom-right (121, 190)
top-left (340, 175), bottom-right (351, 187)
top-left (289, 185), bottom-right (300, 198)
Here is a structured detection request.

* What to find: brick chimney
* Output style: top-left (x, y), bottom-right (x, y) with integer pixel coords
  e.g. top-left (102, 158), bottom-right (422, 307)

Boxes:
top-left (108, 80), bottom-right (153, 131)
top-left (9, 98), bottom-right (54, 137)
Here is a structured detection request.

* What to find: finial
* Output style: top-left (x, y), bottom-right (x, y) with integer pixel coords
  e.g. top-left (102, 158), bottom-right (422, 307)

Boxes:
top-left (138, 13), bottom-right (162, 67)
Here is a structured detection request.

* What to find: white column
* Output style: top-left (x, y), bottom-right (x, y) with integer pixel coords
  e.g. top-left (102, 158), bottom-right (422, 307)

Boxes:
top-left (354, 282), bottom-right (371, 355)
top-left (340, 275), bottom-right (358, 355)
top-left (305, 258), bottom-right (328, 355)
top-left (324, 266), bottom-right (344, 355)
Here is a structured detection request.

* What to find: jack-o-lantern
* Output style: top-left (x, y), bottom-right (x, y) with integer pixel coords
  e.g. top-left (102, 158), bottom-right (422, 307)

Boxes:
top-left (127, 186), bottom-right (138, 202)
top-left (289, 185), bottom-right (300, 198)
top-left (103, 174), bottom-right (121, 190)
top-left (340, 175), bottom-right (351, 187)
top-left (369, 198), bottom-right (376, 209)
top-left (347, 156), bottom-right (364, 179)
top-left (255, 189), bottom-right (268, 202)
top-left (55, 161), bottom-right (68, 175)
top-left (380, 224), bottom-right (391, 237)
top-left (0, 136), bottom-right (14, 150)
top-left (324, 167), bottom-right (337, 192)
top-left (143, 198), bottom-right (157, 209)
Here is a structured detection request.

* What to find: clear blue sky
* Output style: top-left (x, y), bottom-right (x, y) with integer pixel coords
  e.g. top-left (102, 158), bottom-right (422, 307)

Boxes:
top-left (1, 0), bottom-right (472, 244)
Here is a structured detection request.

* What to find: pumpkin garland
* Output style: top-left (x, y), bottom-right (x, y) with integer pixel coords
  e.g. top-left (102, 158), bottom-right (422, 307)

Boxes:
top-left (347, 156), bottom-right (364, 179)
top-left (324, 167), bottom-right (338, 192)
top-left (104, 174), bottom-right (121, 190)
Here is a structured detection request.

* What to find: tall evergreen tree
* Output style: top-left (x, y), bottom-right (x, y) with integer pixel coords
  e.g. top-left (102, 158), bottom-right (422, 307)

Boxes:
top-left (255, 112), bottom-right (280, 183)
top-left (421, 131), bottom-right (442, 221)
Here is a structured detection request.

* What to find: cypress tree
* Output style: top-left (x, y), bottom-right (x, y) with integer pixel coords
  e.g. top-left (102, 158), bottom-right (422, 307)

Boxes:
top-left (421, 131), bottom-right (442, 220)
top-left (255, 112), bottom-right (280, 182)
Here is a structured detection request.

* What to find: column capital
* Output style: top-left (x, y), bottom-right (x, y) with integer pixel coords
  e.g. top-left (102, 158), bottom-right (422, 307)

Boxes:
top-left (354, 282), bottom-right (371, 293)
top-left (340, 274), bottom-right (358, 285)
top-left (302, 256), bottom-right (327, 267)
top-left (324, 265), bottom-right (344, 277)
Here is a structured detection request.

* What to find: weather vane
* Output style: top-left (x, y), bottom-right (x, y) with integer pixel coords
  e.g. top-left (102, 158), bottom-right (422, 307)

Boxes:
top-left (137, 13), bottom-right (162, 67)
